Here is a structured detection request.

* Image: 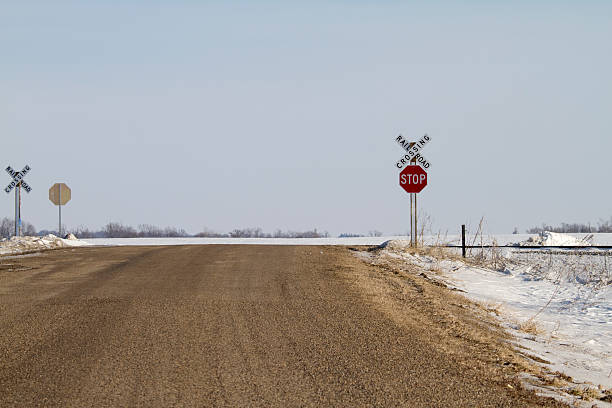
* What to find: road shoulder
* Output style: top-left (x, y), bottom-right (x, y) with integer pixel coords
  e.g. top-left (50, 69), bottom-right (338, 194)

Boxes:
top-left (328, 246), bottom-right (568, 407)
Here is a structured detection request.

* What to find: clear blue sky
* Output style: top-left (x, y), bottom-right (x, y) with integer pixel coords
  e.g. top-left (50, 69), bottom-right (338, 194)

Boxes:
top-left (1, 1), bottom-right (611, 235)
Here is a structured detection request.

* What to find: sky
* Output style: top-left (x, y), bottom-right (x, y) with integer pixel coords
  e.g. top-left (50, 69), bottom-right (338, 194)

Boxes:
top-left (1, 1), bottom-right (611, 236)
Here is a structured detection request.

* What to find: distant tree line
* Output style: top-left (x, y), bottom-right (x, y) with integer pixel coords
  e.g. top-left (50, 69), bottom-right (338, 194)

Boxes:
top-left (526, 218), bottom-right (612, 234)
top-left (0, 217), bottom-right (37, 239)
top-left (64, 223), bottom-right (190, 238)
top-left (338, 231), bottom-right (383, 238)
top-left (82, 224), bottom-right (332, 239)
top-left (1, 218), bottom-right (381, 239)
top-left (196, 227), bottom-right (330, 238)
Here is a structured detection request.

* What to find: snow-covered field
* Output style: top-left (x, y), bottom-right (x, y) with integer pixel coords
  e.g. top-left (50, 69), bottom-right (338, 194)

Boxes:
top-left (438, 232), bottom-right (612, 247)
top-left (370, 238), bottom-right (611, 407)
top-left (83, 232), bottom-right (612, 247)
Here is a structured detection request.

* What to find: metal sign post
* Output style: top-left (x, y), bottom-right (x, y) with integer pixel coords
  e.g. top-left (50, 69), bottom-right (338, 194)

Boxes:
top-left (49, 183), bottom-right (71, 236)
top-left (400, 164), bottom-right (427, 245)
top-left (5, 165), bottom-right (32, 237)
top-left (394, 135), bottom-right (431, 247)
top-left (414, 192), bottom-right (417, 246)
top-left (15, 184), bottom-right (19, 236)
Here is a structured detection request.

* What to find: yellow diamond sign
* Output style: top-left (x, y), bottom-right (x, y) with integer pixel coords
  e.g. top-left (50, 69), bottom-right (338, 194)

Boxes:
top-left (49, 183), bottom-right (71, 206)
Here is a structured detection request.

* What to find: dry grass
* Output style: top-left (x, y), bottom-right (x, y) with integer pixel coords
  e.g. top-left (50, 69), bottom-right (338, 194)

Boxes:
top-left (401, 244), bottom-right (464, 262)
top-left (518, 319), bottom-right (547, 336)
top-left (567, 386), bottom-right (601, 401)
top-left (539, 375), bottom-right (568, 388)
top-left (404, 243), bottom-right (513, 272)
top-left (481, 302), bottom-right (504, 316)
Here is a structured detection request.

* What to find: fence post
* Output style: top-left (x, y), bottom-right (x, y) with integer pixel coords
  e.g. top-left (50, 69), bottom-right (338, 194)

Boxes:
top-left (462, 224), bottom-right (466, 258)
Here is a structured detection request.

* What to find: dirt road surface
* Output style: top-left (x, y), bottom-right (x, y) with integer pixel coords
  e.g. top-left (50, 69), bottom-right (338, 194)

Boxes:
top-left (0, 246), bottom-right (565, 407)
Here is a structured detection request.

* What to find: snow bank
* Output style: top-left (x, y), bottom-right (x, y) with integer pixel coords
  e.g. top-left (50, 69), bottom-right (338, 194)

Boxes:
top-left (0, 234), bottom-right (89, 256)
top-left (519, 231), bottom-right (591, 247)
top-left (378, 239), bottom-right (412, 250)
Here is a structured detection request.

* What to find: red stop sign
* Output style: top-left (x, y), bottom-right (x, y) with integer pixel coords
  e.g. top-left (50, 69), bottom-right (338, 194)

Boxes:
top-left (399, 165), bottom-right (428, 193)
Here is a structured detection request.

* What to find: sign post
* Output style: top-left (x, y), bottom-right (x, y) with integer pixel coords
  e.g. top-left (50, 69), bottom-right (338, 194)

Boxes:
top-left (15, 184), bottom-right (19, 236)
top-left (394, 135), bottom-right (431, 247)
top-left (399, 163), bottom-right (428, 245)
top-left (49, 183), bottom-right (71, 237)
top-left (5, 165), bottom-right (32, 237)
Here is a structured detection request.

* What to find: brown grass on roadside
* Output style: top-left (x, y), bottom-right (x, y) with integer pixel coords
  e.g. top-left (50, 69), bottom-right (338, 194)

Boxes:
top-left (396, 243), bottom-right (514, 272)
top-left (601, 388), bottom-right (612, 402)
top-left (537, 375), bottom-right (568, 389)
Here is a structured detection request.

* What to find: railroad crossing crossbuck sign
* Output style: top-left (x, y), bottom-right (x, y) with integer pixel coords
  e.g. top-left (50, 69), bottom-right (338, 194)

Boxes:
top-left (395, 134), bottom-right (431, 170)
top-left (5, 165), bottom-right (32, 193)
top-left (5, 164), bottom-right (33, 237)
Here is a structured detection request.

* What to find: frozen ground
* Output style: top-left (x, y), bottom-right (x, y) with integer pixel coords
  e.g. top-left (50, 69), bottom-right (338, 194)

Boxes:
top-left (370, 239), bottom-right (611, 406)
top-left (0, 234), bottom-right (89, 256)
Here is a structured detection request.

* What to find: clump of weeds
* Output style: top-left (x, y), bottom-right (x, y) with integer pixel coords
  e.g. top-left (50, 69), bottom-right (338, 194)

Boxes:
top-left (567, 386), bottom-right (601, 401)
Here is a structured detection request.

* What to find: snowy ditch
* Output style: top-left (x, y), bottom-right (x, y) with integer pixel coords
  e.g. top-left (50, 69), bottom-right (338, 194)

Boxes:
top-left (367, 236), bottom-right (611, 406)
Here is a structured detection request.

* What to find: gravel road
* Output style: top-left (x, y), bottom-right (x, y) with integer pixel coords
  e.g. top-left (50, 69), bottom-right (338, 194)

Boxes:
top-left (0, 245), bottom-right (565, 407)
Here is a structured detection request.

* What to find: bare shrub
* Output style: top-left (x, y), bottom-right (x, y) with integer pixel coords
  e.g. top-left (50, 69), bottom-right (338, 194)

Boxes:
top-left (518, 319), bottom-right (546, 335)
top-left (195, 228), bottom-right (228, 238)
top-left (22, 222), bottom-right (37, 236)
top-left (103, 222), bottom-right (137, 238)
top-left (568, 386), bottom-right (601, 401)
top-left (137, 224), bottom-right (163, 237)
top-left (527, 217), bottom-right (612, 233)
top-left (0, 217), bottom-right (37, 238)
top-left (230, 228), bottom-right (268, 238)
top-left (0, 217), bottom-right (12, 238)
top-left (68, 225), bottom-right (98, 238)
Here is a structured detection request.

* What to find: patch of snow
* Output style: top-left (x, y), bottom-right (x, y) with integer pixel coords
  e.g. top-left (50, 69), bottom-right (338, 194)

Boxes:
top-left (425, 233), bottom-right (612, 247)
top-left (0, 235), bottom-right (89, 256)
top-left (444, 262), bottom-right (611, 388)
top-left (378, 239), bottom-right (412, 250)
top-left (81, 233), bottom-right (612, 247)
top-left (518, 231), bottom-right (591, 247)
